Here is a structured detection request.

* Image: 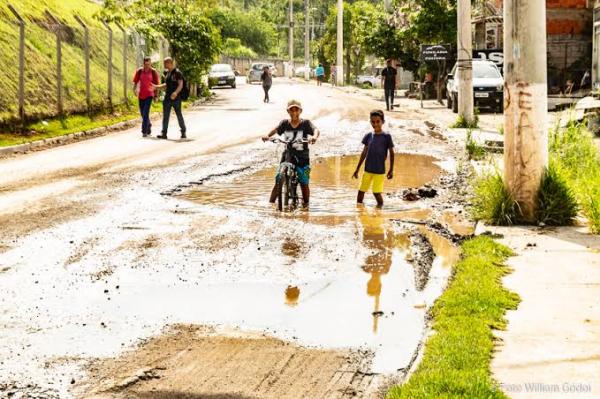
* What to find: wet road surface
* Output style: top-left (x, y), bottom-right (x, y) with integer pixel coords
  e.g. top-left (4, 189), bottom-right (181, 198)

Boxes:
top-left (0, 79), bottom-right (472, 398)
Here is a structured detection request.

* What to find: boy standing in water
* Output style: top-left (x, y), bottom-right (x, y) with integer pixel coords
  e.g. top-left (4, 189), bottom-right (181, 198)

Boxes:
top-left (352, 110), bottom-right (395, 208)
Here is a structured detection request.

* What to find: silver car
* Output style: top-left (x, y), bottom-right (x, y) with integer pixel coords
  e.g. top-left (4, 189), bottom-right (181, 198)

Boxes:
top-left (248, 63), bottom-right (276, 84)
top-left (208, 64), bottom-right (236, 89)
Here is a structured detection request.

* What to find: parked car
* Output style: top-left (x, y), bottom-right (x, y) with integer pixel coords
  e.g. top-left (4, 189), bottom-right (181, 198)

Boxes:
top-left (294, 66), bottom-right (315, 78)
top-left (248, 63), bottom-right (277, 84)
top-left (208, 64), bottom-right (236, 89)
top-left (446, 59), bottom-right (504, 113)
top-left (355, 74), bottom-right (381, 88)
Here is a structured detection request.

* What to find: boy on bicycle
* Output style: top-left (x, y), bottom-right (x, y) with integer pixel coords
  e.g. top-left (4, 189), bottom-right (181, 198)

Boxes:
top-left (352, 110), bottom-right (395, 208)
top-left (262, 100), bottom-right (320, 206)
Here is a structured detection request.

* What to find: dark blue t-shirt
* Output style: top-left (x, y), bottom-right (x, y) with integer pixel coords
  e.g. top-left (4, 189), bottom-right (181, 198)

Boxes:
top-left (362, 132), bottom-right (394, 174)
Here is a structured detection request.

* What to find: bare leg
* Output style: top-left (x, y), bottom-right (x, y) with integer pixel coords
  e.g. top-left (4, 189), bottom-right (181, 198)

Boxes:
top-left (374, 193), bottom-right (384, 208)
top-left (301, 184), bottom-right (310, 205)
top-left (357, 191), bottom-right (366, 204)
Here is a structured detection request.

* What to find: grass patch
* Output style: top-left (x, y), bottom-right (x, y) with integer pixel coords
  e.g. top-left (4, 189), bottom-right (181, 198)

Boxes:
top-left (466, 129), bottom-right (486, 160)
top-left (470, 163), bottom-right (578, 227)
top-left (471, 171), bottom-right (521, 226)
top-left (536, 162), bottom-right (579, 226)
top-left (386, 236), bottom-right (520, 399)
top-left (550, 121), bottom-right (600, 233)
top-left (0, 98), bottom-right (198, 147)
top-left (451, 108), bottom-right (480, 129)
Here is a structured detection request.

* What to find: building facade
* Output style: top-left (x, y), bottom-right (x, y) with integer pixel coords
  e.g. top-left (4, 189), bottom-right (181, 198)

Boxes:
top-left (473, 0), bottom-right (593, 93)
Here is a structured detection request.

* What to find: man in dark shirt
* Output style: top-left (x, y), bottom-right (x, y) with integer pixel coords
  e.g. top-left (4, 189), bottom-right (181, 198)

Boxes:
top-left (152, 57), bottom-right (187, 139)
top-left (381, 59), bottom-right (397, 111)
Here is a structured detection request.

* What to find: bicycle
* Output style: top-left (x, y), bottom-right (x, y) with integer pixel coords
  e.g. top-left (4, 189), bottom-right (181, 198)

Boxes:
top-left (269, 137), bottom-right (310, 211)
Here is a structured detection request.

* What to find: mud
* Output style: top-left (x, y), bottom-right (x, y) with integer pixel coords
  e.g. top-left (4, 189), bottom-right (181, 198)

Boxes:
top-left (77, 325), bottom-right (378, 399)
top-left (0, 80), bottom-right (474, 398)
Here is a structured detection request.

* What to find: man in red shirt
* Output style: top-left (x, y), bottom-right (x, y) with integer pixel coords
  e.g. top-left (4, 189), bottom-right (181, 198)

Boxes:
top-left (132, 57), bottom-right (159, 137)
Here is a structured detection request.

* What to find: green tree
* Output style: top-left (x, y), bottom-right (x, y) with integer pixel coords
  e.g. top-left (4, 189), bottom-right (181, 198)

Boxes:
top-left (208, 8), bottom-right (277, 56)
top-left (96, 0), bottom-right (221, 83)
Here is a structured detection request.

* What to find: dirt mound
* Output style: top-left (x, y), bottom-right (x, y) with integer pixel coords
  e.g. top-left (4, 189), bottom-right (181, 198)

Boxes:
top-left (78, 325), bottom-right (379, 399)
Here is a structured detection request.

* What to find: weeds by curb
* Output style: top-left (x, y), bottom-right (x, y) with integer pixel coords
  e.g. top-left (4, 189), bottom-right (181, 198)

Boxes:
top-left (386, 236), bottom-right (520, 399)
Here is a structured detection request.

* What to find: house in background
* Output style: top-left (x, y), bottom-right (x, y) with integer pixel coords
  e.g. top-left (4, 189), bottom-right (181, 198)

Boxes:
top-left (473, 0), bottom-right (593, 94)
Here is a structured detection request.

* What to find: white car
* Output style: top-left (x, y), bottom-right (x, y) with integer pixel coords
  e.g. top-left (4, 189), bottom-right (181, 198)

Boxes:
top-left (294, 66), bottom-right (315, 78)
top-left (355, 73), bottom-right (381, 88)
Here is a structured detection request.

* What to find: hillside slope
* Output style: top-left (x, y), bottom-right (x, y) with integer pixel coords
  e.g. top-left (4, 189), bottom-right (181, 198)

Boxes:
top-left (0, 0), bottom-right (137, 125)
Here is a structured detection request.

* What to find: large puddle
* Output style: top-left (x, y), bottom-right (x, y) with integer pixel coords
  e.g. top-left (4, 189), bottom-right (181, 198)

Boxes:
top-left (183, 153), bottom-right (442, 215)
top-left (170, 153), bottom-right (460, 373)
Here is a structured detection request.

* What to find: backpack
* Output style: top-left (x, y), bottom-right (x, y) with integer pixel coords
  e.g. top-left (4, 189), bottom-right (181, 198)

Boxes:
top-left (178, 69), bottom-right (190, 100)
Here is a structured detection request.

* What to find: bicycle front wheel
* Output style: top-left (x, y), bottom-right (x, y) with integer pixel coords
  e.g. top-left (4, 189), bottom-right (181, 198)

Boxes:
top-left (277, 167), bottom-right (287, 211)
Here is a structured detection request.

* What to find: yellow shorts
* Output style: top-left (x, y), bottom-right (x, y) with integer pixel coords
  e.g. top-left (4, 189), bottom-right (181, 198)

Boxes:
top-left (359, 172), bottom-right (385, 194)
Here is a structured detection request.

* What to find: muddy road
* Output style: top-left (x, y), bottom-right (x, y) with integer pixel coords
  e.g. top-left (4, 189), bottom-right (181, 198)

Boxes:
top-left (0, 80), bottom-right (477, 398)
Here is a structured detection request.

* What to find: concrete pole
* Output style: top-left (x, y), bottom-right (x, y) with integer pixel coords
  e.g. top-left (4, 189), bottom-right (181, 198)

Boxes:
top-left (115, 22), bottom-right (128, 104)
top-left (102, 21), bottom-right (114, 110)
top-left (304, 0), bottom-right (310, 81)
top-left (289, 0), bottom-right (294, 78)
top-left (8, 5), bottom-right (25, 123)
top-left (46, 11), bottom-right (63, 116)
top-left (504, 0), bottom-right (548, 221)
top-left (74, 15), bottom-right (91, 113)
top-left (457, 0), bottom-right (474, 123)
top-left (336, 0), bottom-right (344, 86)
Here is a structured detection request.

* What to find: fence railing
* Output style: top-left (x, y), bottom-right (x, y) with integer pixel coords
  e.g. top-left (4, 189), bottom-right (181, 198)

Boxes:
top-left (1, 4), bottom-right (168, 127)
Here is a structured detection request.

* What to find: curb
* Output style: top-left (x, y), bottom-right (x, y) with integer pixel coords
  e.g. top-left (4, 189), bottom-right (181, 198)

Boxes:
top-left (0, 96), bottom-right (212, 158)
top-left (0, 118), bottom-right (142, 158)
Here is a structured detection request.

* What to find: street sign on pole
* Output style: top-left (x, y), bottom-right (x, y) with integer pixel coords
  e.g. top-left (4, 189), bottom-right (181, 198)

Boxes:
top-left (420, 44), bottom-right (451, 62)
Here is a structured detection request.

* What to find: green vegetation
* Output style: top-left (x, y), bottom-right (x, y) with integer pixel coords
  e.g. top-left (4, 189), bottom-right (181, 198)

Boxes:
top-left (0, 97), bottom-right (201, 148)
top-left (0, 0), bottom-right (135, 125)
top-left (386, 236), bottom-right (519, 399)
top-left (536, 162), bottom-right (579, 226)
top-left (222, 38), bottom-right (257, 59)
top-left (471, 171), bottom-right (520, 226)
top-left (98, 0), bottom-right (221, 84)
top-left (550, 121), bottom-right (600, 233)
top-left (451, 111), bottom-right (480, 129)
top-left (470, 162), bottom-right (578, 227)
top-left (465, 130), bottom-right (486, 160)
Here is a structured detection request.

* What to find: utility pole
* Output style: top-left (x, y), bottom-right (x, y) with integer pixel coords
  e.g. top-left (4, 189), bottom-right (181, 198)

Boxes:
top-left (304, 0), bottom-right (310, 81)
top-left (289, 0), bottom-right (294, 78)
top-left (504, 0), bottom-right (548, 221)
top-left (336, 0), bottom-right (344, 86)
top-left (457, 0), bottom-right (473, 123)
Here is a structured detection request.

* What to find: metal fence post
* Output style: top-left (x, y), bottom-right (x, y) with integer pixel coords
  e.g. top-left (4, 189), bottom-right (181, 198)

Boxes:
top-left (7, 4), bottom-right (25, 124)
top-left (102, 21), bottom-right (113, 110)
top-left (115, 22), bottom-right (128, 104)
top-left (74, 15), bottom-right (91, 113)
top-left (45, 10), bottom-right (63, 116)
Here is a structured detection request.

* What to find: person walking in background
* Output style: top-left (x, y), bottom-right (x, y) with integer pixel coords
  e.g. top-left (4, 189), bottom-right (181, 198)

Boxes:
top-left (261, 65), bottom-right (273, 103)
top-left (381, 59), bottom-right (397, 111)
top-left (315, 64), bottom-right (325, 86)
top-left (132, 56), bottom-right (159, 137)
top-left (152, 57), bottom-right (187, 140)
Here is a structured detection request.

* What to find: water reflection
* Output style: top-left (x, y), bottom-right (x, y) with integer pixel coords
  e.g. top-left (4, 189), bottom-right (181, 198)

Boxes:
top-left (285, 285), bottom-right (300, 307)
top-left (358, 208), bottom-right (394, 334)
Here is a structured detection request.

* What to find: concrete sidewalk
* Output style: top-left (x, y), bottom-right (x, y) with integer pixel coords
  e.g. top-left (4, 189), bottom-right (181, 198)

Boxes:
top-left (489, 225), bottom-right (600, 398)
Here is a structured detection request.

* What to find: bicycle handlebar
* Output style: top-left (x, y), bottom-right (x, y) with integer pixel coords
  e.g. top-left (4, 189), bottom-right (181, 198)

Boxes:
top-left (269, 138), bottom-right (310, 144)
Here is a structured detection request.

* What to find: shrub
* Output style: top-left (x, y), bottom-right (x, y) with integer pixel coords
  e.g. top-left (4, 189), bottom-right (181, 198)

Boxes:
top-left (536, 163), bottom-right (579, 226)
top-left (466, 129), bottom-right (486, 160)
top-left (471, 171), bottom-right (521, 226)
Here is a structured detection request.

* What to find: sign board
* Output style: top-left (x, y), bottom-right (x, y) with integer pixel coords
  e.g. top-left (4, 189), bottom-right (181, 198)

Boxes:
top-left (420, 44), bottom-right (451, 61)
top-left (473, 49), bottom-right (504, 72)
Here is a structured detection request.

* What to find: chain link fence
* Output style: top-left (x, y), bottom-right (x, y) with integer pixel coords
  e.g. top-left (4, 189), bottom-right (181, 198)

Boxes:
top-left (0, 3), bottom-right (164, 127)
